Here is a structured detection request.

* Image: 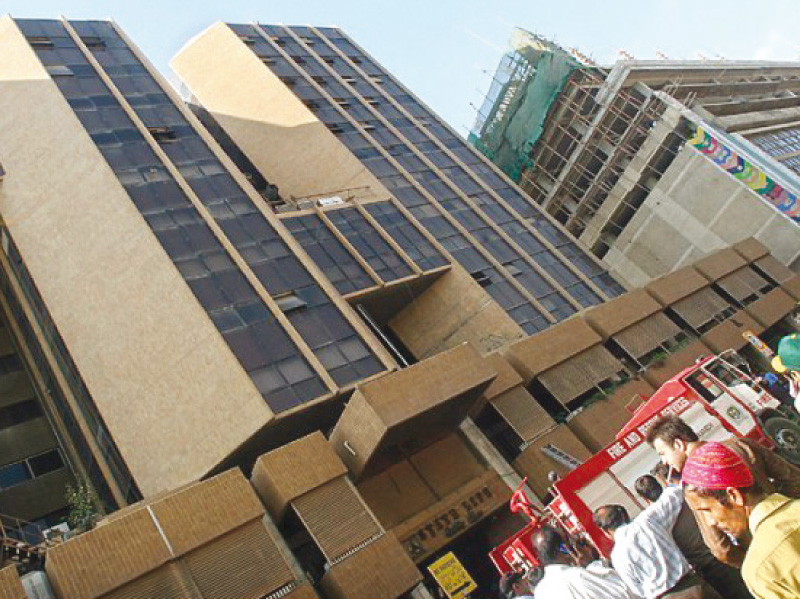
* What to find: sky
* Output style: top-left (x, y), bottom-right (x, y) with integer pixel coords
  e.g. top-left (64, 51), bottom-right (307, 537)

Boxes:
top-left (5, 0), bottom-right (800, 137)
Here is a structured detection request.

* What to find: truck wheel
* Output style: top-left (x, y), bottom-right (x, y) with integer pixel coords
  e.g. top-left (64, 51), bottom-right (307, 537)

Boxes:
top-left (764, 417), bottom-right (800, 466)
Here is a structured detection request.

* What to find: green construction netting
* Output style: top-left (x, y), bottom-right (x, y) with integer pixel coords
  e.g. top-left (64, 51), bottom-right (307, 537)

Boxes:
top-left (469, 46), bottom-right (579, 183)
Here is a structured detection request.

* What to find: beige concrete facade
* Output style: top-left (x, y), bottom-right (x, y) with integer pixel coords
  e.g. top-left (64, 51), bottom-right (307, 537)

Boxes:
top-left (0, 16), bottom-right (274, 497)
top-left (172, 23), bottom-right (386, 204)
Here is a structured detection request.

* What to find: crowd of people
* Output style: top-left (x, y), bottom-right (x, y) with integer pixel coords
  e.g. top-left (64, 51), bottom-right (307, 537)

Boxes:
top-left (498, 334), bottom-right (800, 599)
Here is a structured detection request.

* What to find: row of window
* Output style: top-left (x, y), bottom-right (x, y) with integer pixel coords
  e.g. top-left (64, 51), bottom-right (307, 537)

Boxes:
top-left (232, 22), bottom-right (624, 335)
top-left (72, 20), bottom-right (384, 398)
top-left (21, 20), bottom-right (387, 413)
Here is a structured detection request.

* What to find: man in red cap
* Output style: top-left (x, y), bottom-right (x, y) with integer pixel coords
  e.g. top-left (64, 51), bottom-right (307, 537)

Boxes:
top-left (645, 415), bottom-right (800, 566)
top-left (683, 441), bottom-right (800, 599)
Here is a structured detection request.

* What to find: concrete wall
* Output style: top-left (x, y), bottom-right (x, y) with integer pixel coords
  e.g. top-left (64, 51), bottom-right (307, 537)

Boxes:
top-left (604, 144), bottom-right (800, 287)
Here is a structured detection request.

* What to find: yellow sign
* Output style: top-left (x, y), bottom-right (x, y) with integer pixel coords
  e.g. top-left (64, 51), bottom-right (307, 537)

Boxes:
top-left (427, 552), bottom-right (477, 599)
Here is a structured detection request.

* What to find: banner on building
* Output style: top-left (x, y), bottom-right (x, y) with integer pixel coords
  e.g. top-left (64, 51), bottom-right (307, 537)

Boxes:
top-left (689, 126), bottom-right (800, 222)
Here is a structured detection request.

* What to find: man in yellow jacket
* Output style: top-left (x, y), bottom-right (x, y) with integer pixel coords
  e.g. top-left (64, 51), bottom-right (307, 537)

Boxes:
top-left (682, 441), bottom-right (800, 599)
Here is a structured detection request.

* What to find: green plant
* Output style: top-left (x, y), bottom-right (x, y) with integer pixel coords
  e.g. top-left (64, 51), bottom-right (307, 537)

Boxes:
top-left (65, 481), bottom-right (100, 532)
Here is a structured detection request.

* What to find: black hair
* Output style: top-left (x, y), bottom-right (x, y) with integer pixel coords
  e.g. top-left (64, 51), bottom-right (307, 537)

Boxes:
top-left (645, 415), bottom-right (699, 445)
top-left (593, 504), bottom-right (630, 532)
top-left (635, 474), bottom-right (663, 503)
top-left (499, 571), bottom-right (523, 598)
top-left (686, 481), bottom-right (763, 505)
top-left (530, 524), bottom-right (567, 566)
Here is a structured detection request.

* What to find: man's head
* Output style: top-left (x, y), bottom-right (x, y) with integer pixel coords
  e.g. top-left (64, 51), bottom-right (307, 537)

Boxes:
top-left (645, 415), bottom-right (699, 471)
top-left (634, 474), bottom-right (663, 505)
top-left (652, 461), bottom-right (679, 486)
top-left (772, 334), bottom-right (800, 383)
top-left (530, 524), bottom-right (571, 567)
top-left (593, 504), bottom-right (630, 536)
top-left (499, 571), bottom-right (529, 599)
top-left (682, 441), bottom-right (763, 540)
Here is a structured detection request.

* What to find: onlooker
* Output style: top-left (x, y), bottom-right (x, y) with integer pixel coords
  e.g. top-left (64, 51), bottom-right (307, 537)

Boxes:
top-left (635, 473), bottom-right (751, 598)
top-left (499, 570), bottom-right (534, 599)
top-left (645, 415), bottom-right (800, 566)
top-left (683, 441), bottom-right (800, 599)
top-left (530, 525), bottom-right (633, 599)
top-left (755, 371), bottom-right (793, 407)
top-left (771, 333), bottom-right (800, 410)
top-left (592, 487), bottom-right (712, 598)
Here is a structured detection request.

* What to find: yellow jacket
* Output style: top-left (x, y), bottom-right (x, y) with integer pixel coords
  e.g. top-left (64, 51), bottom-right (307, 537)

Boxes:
top-left (742, 493), bottom-right (800, 599)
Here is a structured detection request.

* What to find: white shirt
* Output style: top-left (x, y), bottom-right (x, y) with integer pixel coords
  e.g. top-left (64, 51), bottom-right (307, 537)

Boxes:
top-left (533, 563), bottom-right (635, 599)
top-left (610, 486), bottom-right (690, 598)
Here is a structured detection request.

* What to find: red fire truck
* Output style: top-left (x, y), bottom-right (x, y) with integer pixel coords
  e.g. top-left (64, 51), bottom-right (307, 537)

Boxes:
top-left (490, 350), bottom-right (800, 575)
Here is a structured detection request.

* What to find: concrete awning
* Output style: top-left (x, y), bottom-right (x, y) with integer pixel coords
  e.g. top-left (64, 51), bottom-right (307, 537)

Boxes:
top-left (329, 343), bottom-right (496, 479)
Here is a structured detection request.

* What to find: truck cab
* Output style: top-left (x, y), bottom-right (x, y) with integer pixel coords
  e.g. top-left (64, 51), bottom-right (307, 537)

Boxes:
top-left (491, 351), bottom-right (800, 574)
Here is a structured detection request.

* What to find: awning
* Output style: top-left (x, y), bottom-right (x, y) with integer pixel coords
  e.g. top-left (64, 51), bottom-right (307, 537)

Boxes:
top-left (717, 267), bottom-right (768, 303)
top-left (613, 313), bottom-right (682, 359)
top-left (671, 287), bottom-right (730, 329)
top-left (538, 345), bottom-right (624, 405)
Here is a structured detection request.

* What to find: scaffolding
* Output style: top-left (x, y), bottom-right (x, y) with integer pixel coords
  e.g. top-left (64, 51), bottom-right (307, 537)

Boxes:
top-left (468, 29), bottom-right (586, 183)
top-left (472, 37), bottom-right (800, 263)
top-left (516, 67), bottom-right (693, 255)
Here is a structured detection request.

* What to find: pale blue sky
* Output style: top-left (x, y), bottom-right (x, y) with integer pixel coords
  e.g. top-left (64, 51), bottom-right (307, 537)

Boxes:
top-left (6, 1), bottom-right (800, 136)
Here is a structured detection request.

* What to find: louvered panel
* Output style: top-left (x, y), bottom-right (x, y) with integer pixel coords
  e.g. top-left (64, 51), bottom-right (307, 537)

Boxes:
top-left (717, 268), bottom-right (768, 302)
top-left (292, 477), bottom-right (382, 562)
top-left (613, 313), bottom-right (682, 358)
top-left (492, 387), bottom-right (555, 442)
top-left (738, 268), bottom-right (769, 294)
top-left (103, 563), bottom-right (195, 599)
top-left (672, 288), bottom-right (729, 329)
top-left (538, 345), bottom-right (624, 405)
top-left (755, 255), bottom-right (794, 284)
top-left (717, 272), bottom-right (751, 302)
top-left (182, 519), bottom-right (294, 599)
top-left (0, 566), bottom-right (26, 599)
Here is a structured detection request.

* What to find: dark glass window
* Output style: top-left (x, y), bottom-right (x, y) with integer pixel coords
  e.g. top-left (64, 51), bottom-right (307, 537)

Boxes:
top-left (0, 398), bottom-right (43, 429)
top-left (283, 214), bottom-right (376, 295)
top-left (65, 20), bottom-right (384, 394)
top-left (365, 202), bottom-right (448, 271)
top-left (0, 462), bottom-right (31, 489)
top-left (28, 449), bottom-right (65, 477)
top-left (325, 207), bottom-right (414, 282)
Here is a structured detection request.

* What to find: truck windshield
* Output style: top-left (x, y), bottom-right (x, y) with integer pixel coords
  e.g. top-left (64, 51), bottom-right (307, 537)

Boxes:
top-left (685, 371), bottom-right (725, 403)
top-left (703, 359), bottom-right (763, 409)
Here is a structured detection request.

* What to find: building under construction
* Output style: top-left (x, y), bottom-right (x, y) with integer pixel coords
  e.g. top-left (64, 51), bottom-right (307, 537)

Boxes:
top-left (471, 29), bottom-right (800, 288)
top-left (1, 17), bottom-right (800, 598)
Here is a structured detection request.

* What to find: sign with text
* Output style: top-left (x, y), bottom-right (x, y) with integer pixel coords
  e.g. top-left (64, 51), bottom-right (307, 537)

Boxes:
top-left (428, 552), bottom-right (477, 599)
top-left (395, 471), bottom-right (510, 563)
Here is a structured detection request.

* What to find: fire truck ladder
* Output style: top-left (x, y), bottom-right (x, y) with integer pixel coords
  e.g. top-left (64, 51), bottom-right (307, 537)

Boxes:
top-left (0, 513), bottom-right (48, 573)
top-left (540, 444), bottom-right (583, 470)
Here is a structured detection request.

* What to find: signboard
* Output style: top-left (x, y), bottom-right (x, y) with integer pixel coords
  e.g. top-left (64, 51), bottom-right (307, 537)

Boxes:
top-left (427, 552), bottom-right (477, 599)
top-left (742, 329), bottom-right (775, 359)
top-left (395, 471), bottom-right (510, 562)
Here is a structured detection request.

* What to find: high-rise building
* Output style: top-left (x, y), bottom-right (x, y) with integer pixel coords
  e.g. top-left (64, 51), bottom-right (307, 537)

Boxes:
top-left (0, 15), bottom-right (398, 510)
top-left (470, 29), bottom-right (800, 287)
top-left (172, 22), bottom-right (626, 350)
top-left (3, 17), bottom-right (800, 597)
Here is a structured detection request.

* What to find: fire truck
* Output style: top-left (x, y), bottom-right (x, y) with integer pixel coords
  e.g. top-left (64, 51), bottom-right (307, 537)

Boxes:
top-left (490, 350), bottom-right (800, 574)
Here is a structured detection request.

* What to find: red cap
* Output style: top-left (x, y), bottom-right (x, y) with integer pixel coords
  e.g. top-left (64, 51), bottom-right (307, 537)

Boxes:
top-left (682, 442), bottom-right (754, 489)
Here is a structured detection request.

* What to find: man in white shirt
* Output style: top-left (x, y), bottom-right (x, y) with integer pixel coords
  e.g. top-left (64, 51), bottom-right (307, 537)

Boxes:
top-left (530, 525), bottom-right (634, 599)
top-left (593, 487), bottom-right (713, 598)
